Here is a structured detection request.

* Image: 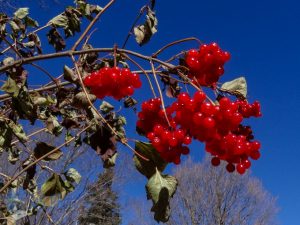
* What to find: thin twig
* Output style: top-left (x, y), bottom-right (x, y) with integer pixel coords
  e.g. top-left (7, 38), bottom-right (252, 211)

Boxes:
top-left (72, 0), bottom-right (115, 51)
top-left (121, 5), bottom-right (147, 49)
top-left (152, 37), bottom-right (202, 58)
top-left (150, 60), bottom-right (171, 127)
top-left (122, 53), bottom-right (157, 98)
top-left (30, 63), bottom-right (59, 86)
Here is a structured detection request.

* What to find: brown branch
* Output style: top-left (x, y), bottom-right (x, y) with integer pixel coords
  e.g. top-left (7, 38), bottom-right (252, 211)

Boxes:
top-left (72, 0), bottom-right (116, 51)
top-left (0, 48), bottom-right (175, 73)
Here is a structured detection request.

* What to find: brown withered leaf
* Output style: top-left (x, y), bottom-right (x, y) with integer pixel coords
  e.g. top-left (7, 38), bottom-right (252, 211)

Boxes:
top-left (84, 127), bottom-right (117, 162)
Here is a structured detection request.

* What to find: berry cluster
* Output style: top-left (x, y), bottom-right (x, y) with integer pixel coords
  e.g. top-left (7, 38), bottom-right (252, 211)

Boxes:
top-left (136, 98), bottom-right (192, 164)
top-left (185, 43), bottom-right (230, 87)
top-left (170, 92), bottom-right (261, 174)
top-left (137, 91), bottom-right (262, 174)
top-left (83, 67), bottom-right (142, 100)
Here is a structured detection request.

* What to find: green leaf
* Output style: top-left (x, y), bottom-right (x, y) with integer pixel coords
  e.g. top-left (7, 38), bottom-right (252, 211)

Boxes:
top-left (221, 77), bottom-right (247, 98)
top-left (134, 7), bottom-right (158, 46)
top-left (103, 153), bottom-right (118, 168)
top-left (63, 65), bottom-right (77, 82)
top-left (65, 168), bottom-right (81, 184)
top-left (1, 76), bottom-right (20, 97)
top-left (134, 141), bottom-right (167, 178)
top-left (49, 14), bottom-right (68, 28)
top-left (34, 142), bottom-right (63, 161)
top-left (41, 173), bottom-right (66, 206)
top-left (100, 101), bottom-right (114, 114)
top-left (14, 8), bottom-right (29, 19)
top-left (146, 170), bottom-right (178, 223)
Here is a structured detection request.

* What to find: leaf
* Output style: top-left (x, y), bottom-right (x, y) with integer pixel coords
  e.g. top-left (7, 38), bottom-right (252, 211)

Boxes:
top-left (10, 210), bottom-right (27, 221)
top-left (124, 97), bottom-right (137, 108)
top-left (103, 153), bottom-right (118, 168)
top-left (24, 16), bottom-right (39, 27)
top-left (83, 127), bottom-right (117, 162)
top-left (46, 116), bottom-right (63, 136)
top-left (134, 7), bottom-right (158, 46)
top-left (8, 147), bottom-right (21, 164)
top-left (73, 91), bottom-right (96, 108)
top-left (49, 14), bottom-right (68, 28)
top-left (41, 173), bottom-right (66, 206)
top-left (134, 141), bottom-right (167, 178)
top-left (14, 8), bottom-right (29, 19)
top-left (65, 168), bottom-right (81, 184)
top-left (100, 101), bottom-right (114, 114)
top-left (2, 57), bottom-right (14, 66)
top-left (146, 170), bottom-right (178, 222)
top-left (63, 65), bottom-right (77, 82)
top-left (47, 28), bottom-right (66, 52)
top-left (8, 121), bottom-right (28, 142)
top-left (34, 142), bottom-right (62, 161)
top-left (22, 41), bottom-right (35, 48)
top-left (22, 157), bottom-right (36, 190)
top-left (221, 77), bottom-right (247, 98)
top-left (9, 21), bottom-right (19, 33)
top-left (1, 76), bottom-right (20, 97)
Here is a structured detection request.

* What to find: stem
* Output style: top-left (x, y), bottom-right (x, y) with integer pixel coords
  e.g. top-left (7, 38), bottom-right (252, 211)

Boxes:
top-left (121, 5), bottom-right (148, 49)
top-left (72, 0), bottom-right (115, 51)
top-left (122, 53), bottom-right (157, 98)
top-left (152, 37), bottom-right (202, 58)
top-left (150, 60), bottom-right (171, 127)
top-left (30, 63), bottom-right (59, 87)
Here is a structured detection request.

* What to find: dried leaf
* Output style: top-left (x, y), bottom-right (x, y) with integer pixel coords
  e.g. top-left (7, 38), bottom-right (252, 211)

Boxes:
top-left (65, 168), bottom-right (81, 184)
top-left (14, 8), bottom-right (29, 19)
top-left (134, 7), bottom-right (158, 46)
top-left (34, 142), bottom-right (63, 161)
top-left (221, 77), bottom-right (247, 98)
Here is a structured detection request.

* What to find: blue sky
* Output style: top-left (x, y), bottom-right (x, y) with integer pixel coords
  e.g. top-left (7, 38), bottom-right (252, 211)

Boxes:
top-left (5, 0), bottom-right (300, 224)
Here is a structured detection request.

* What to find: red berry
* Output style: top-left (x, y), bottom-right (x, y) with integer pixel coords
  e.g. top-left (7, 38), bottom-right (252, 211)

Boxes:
top-left (226, 163), bottom-right (235, 173)
top-left (183, 136), bottom-right (192, 145)
top-left (211, 157), bottom-right (221, 166)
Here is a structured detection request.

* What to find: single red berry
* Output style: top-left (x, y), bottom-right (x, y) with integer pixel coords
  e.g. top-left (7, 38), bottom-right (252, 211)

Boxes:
top-left (211, 157), bottom-right (221, 166)
top-left (226, 163), bottom-right (235, 173)
top-left (183, 136), bottom-right (192, 145)
top-left (236, 163), bottom-right (246, 174)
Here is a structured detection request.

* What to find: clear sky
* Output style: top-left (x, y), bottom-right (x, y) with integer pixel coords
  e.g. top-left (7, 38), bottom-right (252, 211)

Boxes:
top-left (6, 0), bottom-right (300, 224)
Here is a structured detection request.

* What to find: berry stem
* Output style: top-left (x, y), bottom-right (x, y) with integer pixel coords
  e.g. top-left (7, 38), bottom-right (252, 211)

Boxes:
top-left (150, 59), bottom-right (171, 127)
top-left (123, 53), bottom-right (157, 98)
top-left (152, 37), bottom-right (202, 58)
